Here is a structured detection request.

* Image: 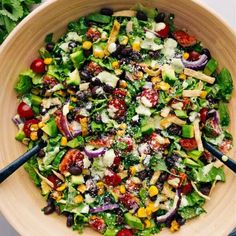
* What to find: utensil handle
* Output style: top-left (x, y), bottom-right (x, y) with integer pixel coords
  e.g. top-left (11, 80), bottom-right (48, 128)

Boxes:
top-left (0, 141), bottom-right (46, 184)
top-left (203, 139), bottom-right (236, 173)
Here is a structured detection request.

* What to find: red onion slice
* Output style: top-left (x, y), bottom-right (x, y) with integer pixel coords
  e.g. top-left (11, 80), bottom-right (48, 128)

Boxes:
top-left (90, 204), bottom-right (119, 213)
top-left (182, 54), bottom-right (208, 70)
top-left (84, 146), bottom-right (106, 158)
top-left (12, 115), bottom-right (24, 126)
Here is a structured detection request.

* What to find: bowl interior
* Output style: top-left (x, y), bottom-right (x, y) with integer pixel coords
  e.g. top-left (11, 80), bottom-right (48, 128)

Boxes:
top-left (0, 0), bottom-right (235, 236)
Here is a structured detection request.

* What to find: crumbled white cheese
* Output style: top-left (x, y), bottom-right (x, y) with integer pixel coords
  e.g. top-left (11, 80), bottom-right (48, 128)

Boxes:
top-left (108, 42), bottom-right (117, 54)
top-left (85, 194), bottom-right (95, 204)
top-left (138, 143), bottom-right (150, 155)
top-left (107, 105), bottom-right (118, 118)
top-left (59, 42), bottom-right (70, 52)
top-left (66, 32), bottom-right (82, 42)
top-left (80, 205), bottom-right (90, 214)
top-left (140, 96), bottom-right (152, 108)
top-left (171, 102), bottom-right (183, 110)
top-left (132, 115), bottom-right (139, 122)
top-left (83, 156), bottom-right (91, 168)
top-left (103, 149), bottom-right (116, 167)
top-left (79, 108), bottom-right (89, 117)
top-left (62, 103), bottom-right (70, 116)
top-left (101, 110), bottom-right (110, 123)
top-left (143, 82), bottom-right (153, 89)
top-left (135, 103), bottom-right (151, 116)
top-left (95, 87), bottom-right (104, 95)
top-left (79, 83), bottom-right (90, 91)
top-left (161, 38), bottom-right (178, 59)
top-left (145, 31), bottom-right (155, 39)
top-left (42, 97), bottom-right (61, 109)
top-left (96, 71), bottom-right (119, 88)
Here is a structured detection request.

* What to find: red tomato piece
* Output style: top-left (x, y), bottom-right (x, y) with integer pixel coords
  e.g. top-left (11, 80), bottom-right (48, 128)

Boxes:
top-left (17, 102), bottom-right (34, 119)
top-left (199, 108), bottom-right (208, 123)
top-left (156, 23), bottom-right (170, 38)
top-left (113, 88), bottom-right (127, 98)
top-left (89, 136), bottom-right (114, 148)
top-left (23, 119), bottom-right (39, 137)
top-left (173, 30), bottom-right (197, 48)
top-left (117, 229), bottom-right (133, 236)
top-left (189, 51), bottom-right (200, 61)
top-left (30, 58), bottom-right (46, 74)
top-left (148, 133), bottom-right (169, 152)
top-left (104, 171), bottom-right (122, 186)
top-left (140, 89), bottom-right (158, 108)
top-left (86, 28), bottom-right (101, 42)
top-left (181, 180), bottom-right (193, 195)
top-left (87, 61), bottom-right (102, 75)
top-left (43, 75), bottom-right (58, 87)
top-left (89, 216), bottom-right (106, 232)
top-left (108, 98), bottom-right (126, 119)
top-left (119, 193), bottom-right (138, 210)
top-left (47, 174), bottom-right (62, 189)
top-left (179, 138), bottom-right (198, 151)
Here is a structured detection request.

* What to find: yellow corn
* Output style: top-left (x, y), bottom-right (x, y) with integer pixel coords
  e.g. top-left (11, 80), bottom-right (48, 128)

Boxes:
top-left (115, 69), bottom-right (123, 75)
top-left (93, 50), bottom-right (105, 59)
top-left (80, 117), bottom-right (88, 136)
top-left (159, 81), bottom-right (170, 91)
top-left (82, 168), bottom-right (90, 175)
top-left (96, 181), bottom-right (104, 189)
top-left (179, 73), bottom-right (187, 80)
top-left (56, 90), bottom-right (66, 96)
top-left (136, 71), bottom-right (143, 79)
top-left (71, 96), bottom-right (78, 102)
top-left (61, 137), bottom-right (67, 146)
top-left (56, 183), bottom-right (67, 192)
top-left (119, 80), bottom-right (128, 88)
top-left (119, 185), bottom-right (126, 194)
top-left (170, 220), bottom-right (180, 232)
top-left (51, 191), bottom-right (62, 201)
top-left (77, 184), bottom-right (87, 193)
top-left (74, 195), bottom-right (84, 204)
top-left (144, 219), bottom-right (151, 228)
top-left (117, 129), bottom-right (125, 136)
top-left (146, 202), bottom-right (159, 214)
top-left (151, 77), bottom-right (161, 84)
top-left (120, 36), bottom-right (129, 45)
top-left (38, 122), bottom-right (45, 128)
top-left (44, 58), bottom-right (53, 65)
top-left (30, 132), bottom-right (38, 141)
top-left (112, 61), bottom-right (120, 69)
top-left (132, 41), bottom-right (141, 52)
top-left (137, 207), bottom-right (147, 218)
top-left (30, 124), bottom-right (39, 132)
top-left (67, 88), bottom-right (75, 95)
top-left (130, 166), bottom-right (136, 176)
top-left (200, 91), bottom-right (207, 98)
top-left (31, 88), bottom-right (40, 95)
top-left (82, 41), bottom-right (92, 50)
top-left (119, 123), bottom-right (127, 130)
top-left (182, 52), bottom-right (189, 60)
top-left (149, 186), bottom-right (159, 197)
top-left (154, 84), bottom-right (161, 90)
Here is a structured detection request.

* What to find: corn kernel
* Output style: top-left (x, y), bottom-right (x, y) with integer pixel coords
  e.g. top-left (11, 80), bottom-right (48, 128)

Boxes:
top-left (112, 61), bottom-right (120, 69)
top-left (119, 123), bottom-right (127, 130)
top-left (56, 183), bottom-right (67, 192)
top-left (55, 90), bottom-right (66, 96)
top-left (96, 181), bottom-right (104, 189)
top-left (67, 89), bottom-right (75, 95)
top-left (82, 41), bottom-right (92, 50)
top-left (137, 207), bottom-right (147, 218)
top-left (77, 184), bottom-right (86, 193)
top-left (38, 122), bottom-right (45, 128)
top-left (151, 77), bottom-right (161, 84)
top-left (119, 185), bottom-right (126, 194)
top-left (98, 188), bottom-right (104, 195)
top-left (30, 124), bottom-right (39, 132)
top-left (144, 219), bottom-right (151, 228)
top-left (74, 194), bottom-right (84, 204)
top-left (93, 50), bottom-right (105, 59)
top-left (114, 69), bottom-right (123, 75)
top-left (69, 105), bottom-right (74, 110)
top-left (179, 73), bottom-right (187, 80)
top-left (183, 52), bottom-right (189, 60)
top-left (170, 220), bottom-right (180, 232)
top-left (120, 36), bottom-right (129, 45)
top-left (132, 41), bottom-right (141, 52)
top-left (44, 58), bottom-right (53, 65)
top-left (136, 71), bottom-right (143, 79)
top-left (200, 91), bottom-right (207, 98)
top-left (146, 202), bottom-right (159, 214)
top-left (154, 84), bottom-right (161, 90)
top-left (71, 96), bottom-right (77, 102)
top-left (119, 80), bottom-right (128, 88)
top-left (117, 129), bottom-right (125, 136)
top-left (30, 132), bottom-right (38, 141)
top-left (80, 117), bottom-right (88, 136)
top-left (82, 168), bottom-right (90, 175)
top-left (51, 191), bottom-right (62, 201)
top-left (61, 137), bottom-right (67, 146)
top-left (130, 166), bottom-right (136, 175)
top-left (159, 81), bottom-right (170, 91)
top-left (149, 186), bottom-right (159, 197)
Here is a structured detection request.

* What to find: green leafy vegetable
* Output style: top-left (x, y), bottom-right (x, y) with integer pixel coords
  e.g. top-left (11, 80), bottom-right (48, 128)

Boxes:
top-left (178, 206), bottom-right (205, 220)
top-left (218, 102), bottom-right (230, 127)
top-left (24, 157), bottom-right (41, 186)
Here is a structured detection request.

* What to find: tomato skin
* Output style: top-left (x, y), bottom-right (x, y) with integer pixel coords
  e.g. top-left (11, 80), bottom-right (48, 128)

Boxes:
top-left (47, 174), bottom-right (62, 189)
top-left (108, 98), bottom-right (126, 119)
top-left (181, 180), bottom-right (193, 195)
top-left (113, 88), bottom-right (127, 98)
top-left (117, 229), bottom-right (133, 236)
top-left (189, 51), bottom-right (200, 61)
top-left (30, 58), bottom-right (46, 74)
top-left (86, 28), bottom-right (101, 42)
top-left (104, 171), bottom-right (122, 186)
top-left (23, 119), bottom-right (39, 137)
top-left (140, 89), bottom-right (158, 108)
top-left (17, 102), bottom-right (34, 118)
top-left (89, 216), bottom-right (106, 232)
top-left (119, 193), bottom-right (138, 210)
top-left (173, 30), bottom-right (197, 47)
top-left (156, 23), bottom-right (170, 38)
top-left (200, 108), bottom-right (208, 123)
top-left (179, 138), bottom-right (198, 151)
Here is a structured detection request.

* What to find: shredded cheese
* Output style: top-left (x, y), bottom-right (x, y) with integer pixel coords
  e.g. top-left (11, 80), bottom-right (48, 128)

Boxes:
top-left (184, 68), bottom-right (215, 84)
top-left (193, 118), bottom-right (204, 151)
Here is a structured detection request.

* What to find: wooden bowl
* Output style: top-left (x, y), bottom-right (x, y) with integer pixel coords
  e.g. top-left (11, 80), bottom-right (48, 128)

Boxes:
top-left (0, 0), bottom-right (235, 235)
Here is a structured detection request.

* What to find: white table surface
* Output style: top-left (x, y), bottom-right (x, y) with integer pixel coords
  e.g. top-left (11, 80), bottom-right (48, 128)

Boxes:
top-left (0, 0), bottom-right (235, 235)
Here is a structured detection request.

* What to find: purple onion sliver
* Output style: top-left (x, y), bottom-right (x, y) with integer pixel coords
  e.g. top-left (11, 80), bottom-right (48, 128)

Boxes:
top-left (60, 115), bottom-right (73, 140)
top-left (12, 115), bottom-right (24, 126)
top-left (90, 204), bottom-right (119, 213)
top-left (84, 146), bottom-right (106, 158)
top-left (182, 54), bottom-right (208, 70)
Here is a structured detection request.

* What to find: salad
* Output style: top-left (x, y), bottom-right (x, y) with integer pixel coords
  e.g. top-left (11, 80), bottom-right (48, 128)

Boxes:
top-left (13, 5), bottom-right (233, 236)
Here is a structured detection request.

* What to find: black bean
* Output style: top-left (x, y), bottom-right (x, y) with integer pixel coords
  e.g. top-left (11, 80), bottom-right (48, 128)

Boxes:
top-left (146, 169), bottom-right (154, 179)
top-left (91, 78), bottom-right (102, 86)
top-left (76, 91), bottom-right (85, 100)
top-left (155, 12), bottom-right (166, 22)
top-left (103, 84), bottom-right (114, 93)
top-left (199, 183), bottom-right (212, 196)
top-left (167, 124), bottom-right (182, 136)
top-left (206, 95), bottom-right (218, 105)
top-left (149, 50), bottom-right (160, 59)
top-left (83, 48), bottom-right (92, 58)
top-left (138, 170), bottom-right (147, 181)
top-left (136, 10), bottom-right (148, 21)
top-left (150, 195), bottom-right (157, 201)
top-left (202, 48), bottom-right (211, 59)
top-left (43, 205), bottom-right (55, 215)
top-left (40, 107), bottom-right (47, 115)
top-left (68, 41), bottom-right (77, 49)
top-left (46, 42), bottom-right (55, 52)
top-left (104, 196), bottom-right (112, 204)
top-left (115, 209), bottom-right (124, 225)
top-left (68, 166), bottom-right (82, 175)
top-left (175, 214), bottom-right (186, 226)
top-left (158, 172), bottom-right (169, 182)
top-left (130, 51), bottom-right (142, 62)
top-left (55, 205), bottom-right (61, 215)
top-left (166, 154), bottom-right (180, 168)
top-left (38, 149), bottom-right (45, 158)
top-left (100, 8), bottom-right (113, 16)
top-left (121, 47), bottom-right (132, 57)
top-left (66, 214), bottom-right (74, 227)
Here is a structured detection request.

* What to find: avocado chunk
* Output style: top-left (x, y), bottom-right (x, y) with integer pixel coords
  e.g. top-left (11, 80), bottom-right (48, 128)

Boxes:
top-left (71, 175), bottom-right (84, 185)
top-left (124, 213), bottom-right (144, 230)
top-left (15, 130), bottom-right (26, 141)
top-left (42, 119), bottom-right (58, 137)
top-left (204, 58), bottom-right (218, 76)
top-left (87, 13), bottom-right (111, 24)
top-left (187, 150), bottom-right (202, 161)
top-left (67, 68), bottom-right (80, 86)
top-left (70, 50), bottom-right (85, 68)
top-left (174, 110), bottom-right (188, 119)
top-left (104, 228), bottom-right (119, 236)
top-left (141, 115), bottom-right (161, 135)
top-left (162, 64), bottom-right (177, 85)
top-left (67, 136), bottom-right (84, 148)
top-left (182, 125), bottom-right (194, 138)
top-left (29, 94), bottom-right (42, 105)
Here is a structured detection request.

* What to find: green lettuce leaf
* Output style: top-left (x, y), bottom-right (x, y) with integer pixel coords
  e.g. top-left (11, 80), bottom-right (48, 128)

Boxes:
top-left (179, 206), bottom-right (205, 220)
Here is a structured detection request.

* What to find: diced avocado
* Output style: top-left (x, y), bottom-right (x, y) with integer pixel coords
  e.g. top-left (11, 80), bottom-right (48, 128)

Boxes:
top-left (141, 115), bottom-right (161, 134)
top-left (162, 64), bottom-right (177, 85)
top-left (182, 125), bottom-right (194, 138)
top-left (87, 13), bottom-right (111, 24)
top-left (204, 58), bottom-right (218, 76)
top-left (29, 94), bottom-right (42, 105)
top-left (174, 110), bottom-right (188, 119)
top-left (104, 228), bottom-right (119, 236)
top-left (70, 50), bottom-right (85, 68)
top-left (124, 213), bottom-right (144, 230)
top-left (67, 69), bottom-right (80, 86)
top-left (184, 158), bottom-right (200, 167)
top-left (187, 150), bottom-right (202, 161)
top-left (42, 119), bottom-right (58, 137)
top-left (71, 175), bottom-right (84, 185)
top-left (67, 136), bottom-right (84, 148)
top-left (15, 130), bottom-right (26, 141)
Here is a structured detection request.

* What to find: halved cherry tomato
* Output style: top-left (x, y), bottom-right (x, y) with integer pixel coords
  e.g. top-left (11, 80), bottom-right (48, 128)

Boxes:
top-left (86, 61), bottom-right (102, 75)
top-left (199, 108), bottom-right (208, 123)
top-left (119, 193), bottom-right (138, 210)
top-left (156, 23), bottom-right (170, 38)
top-left (17, 102), bottom-right (34, 119)
top-left (140, 89), bottom-right (158, 108)
top-left (30, 58), bottom-right (46, 74)
top-left (117, 229), bottom-right (133, 236)
top-left (104, 171), bottom-right (122, 186)
top-left (173, 30), bottom-right (197, 47)
top-left (23, 119), bottom-right (39, 137)
top-left (189, 51), bottom-right (200, 61)
top-left (181, 180), bottom-right (193, 195)
top-left (179, 138), bottom-right (198, 151)
top-left (89, 216), bottom-right (106, 232)
top-left (108, 98), bottom-right (126, 119)
top-left (86, 28), bottom-right (101, 42)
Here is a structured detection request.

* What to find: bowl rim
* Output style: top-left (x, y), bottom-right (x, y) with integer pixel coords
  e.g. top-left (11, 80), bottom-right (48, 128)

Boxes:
top-left (0, 0), bottom-right (235, 235)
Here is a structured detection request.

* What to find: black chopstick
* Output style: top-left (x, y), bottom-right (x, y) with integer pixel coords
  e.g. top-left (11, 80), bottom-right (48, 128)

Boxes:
top-left (0, 141), bottom-right (46, 184)
top-left (202, 139), bottom-right (236, 173)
